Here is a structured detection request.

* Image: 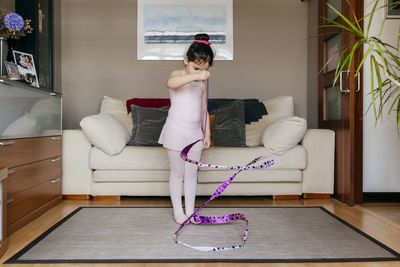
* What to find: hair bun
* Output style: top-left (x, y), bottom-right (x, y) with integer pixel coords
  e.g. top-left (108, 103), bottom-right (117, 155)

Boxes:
top-left (194, 33), bottom-right (210, 41)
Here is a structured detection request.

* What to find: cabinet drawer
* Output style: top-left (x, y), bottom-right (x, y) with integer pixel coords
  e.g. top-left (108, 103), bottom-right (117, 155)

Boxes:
top-left (8, 156), bottom-right (62, 197)
top-left (0, 136), bottom-right (61, 168)
top-left (7, 177), bottom-right (62, 225)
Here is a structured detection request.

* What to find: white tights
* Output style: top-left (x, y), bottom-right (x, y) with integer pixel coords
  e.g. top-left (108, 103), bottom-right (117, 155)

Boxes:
top-left (167, 149), bottom-right (202, 221)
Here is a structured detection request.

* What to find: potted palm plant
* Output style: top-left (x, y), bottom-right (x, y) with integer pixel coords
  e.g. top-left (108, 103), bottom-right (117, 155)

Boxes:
top-left (321, 0), bottom-right (400, 132)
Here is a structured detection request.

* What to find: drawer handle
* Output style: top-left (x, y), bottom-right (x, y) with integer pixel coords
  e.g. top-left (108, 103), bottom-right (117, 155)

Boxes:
top-left (50, 178), bottom-right (61, 183)
top-left (7, 198), bottom-right (14, 204)
top-left (50, 137), bottom-right (61, 141)
top-left (0, 141), bottom-right (15, 146)
top-left (50, 157), bottom-right (61, 162)
top-left (8, 170), bottom-right (14, 175)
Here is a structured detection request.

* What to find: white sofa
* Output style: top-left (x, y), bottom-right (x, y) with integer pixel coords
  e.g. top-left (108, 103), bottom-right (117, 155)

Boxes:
top-left (62, 96), bottom-right (335, 198)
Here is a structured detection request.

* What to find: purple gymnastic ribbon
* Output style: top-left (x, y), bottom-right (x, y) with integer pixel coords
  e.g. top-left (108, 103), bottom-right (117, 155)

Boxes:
top-left (173, 76), bottom-right (274, 252)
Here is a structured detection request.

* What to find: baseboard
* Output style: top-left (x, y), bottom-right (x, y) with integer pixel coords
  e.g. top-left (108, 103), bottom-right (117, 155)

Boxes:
top-left (363, 192), bottom-right (400, 202)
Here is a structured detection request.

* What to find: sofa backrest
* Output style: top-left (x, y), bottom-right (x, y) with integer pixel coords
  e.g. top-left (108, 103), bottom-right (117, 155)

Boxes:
top-left (99, 95), bottom-right (294, 147)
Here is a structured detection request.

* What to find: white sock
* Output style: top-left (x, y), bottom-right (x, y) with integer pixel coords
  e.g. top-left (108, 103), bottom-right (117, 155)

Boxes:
top-left (167, 149), bottom-right (186, 222)
top-left (184, 150), bottom-right (202, 217)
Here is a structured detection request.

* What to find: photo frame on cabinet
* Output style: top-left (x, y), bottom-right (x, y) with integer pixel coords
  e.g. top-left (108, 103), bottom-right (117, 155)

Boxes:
top-left (13, 50), bottom-right (39, 87)
top-left (4, 61), bottom-right (22, 80)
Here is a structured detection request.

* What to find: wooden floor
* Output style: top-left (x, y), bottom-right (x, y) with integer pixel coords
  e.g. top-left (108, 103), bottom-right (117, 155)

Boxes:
top-left (1, 196), bottom-right (400, 267)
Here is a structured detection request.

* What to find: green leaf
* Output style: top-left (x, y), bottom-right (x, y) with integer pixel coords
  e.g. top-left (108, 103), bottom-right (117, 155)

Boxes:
top-left (397, 97), bottom-right (400, 135)
top-left (346, 41), bottom-right (360, 72)
top-left (373, 40), bottom-right (388, 69)
top-left (372, 56), bottom-right (384, 119)
top-left (388, 93), bottom-right (400, 115)
top-left (370, 56), bottom-right (377, 120)
top-left (398, 25), bottom-right (400, 49)
top-left (357, 43), bottom-right (375, 74)
top-left (326, 2), bottom-right (364, 37)
top-left (320, 18), bottom-right (360, 36)
top-left (333, 49), bottom-right (351, 86)
top-left (366, 0), bottom-right (379, 37)
top-left (372, 37), bottom-right (398, 50)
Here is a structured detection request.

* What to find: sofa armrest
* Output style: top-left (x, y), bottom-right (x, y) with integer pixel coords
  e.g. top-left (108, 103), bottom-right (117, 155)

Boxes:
top-left (301, 129), bottom-right (335, 194)
top-left (62, 129), bottom-right (92, 195)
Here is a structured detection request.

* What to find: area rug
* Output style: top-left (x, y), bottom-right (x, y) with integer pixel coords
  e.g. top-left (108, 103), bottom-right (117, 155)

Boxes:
top-left (5, 207), bottom-right (400, 263)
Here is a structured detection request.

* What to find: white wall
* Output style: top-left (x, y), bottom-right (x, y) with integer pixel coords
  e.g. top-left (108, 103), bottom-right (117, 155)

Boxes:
top-left (363, 0), bottom-right (400, 192)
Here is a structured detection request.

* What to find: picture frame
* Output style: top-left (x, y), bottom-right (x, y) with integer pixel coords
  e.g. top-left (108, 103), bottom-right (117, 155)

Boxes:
top-left (12, 50), bottom-right (39, 87)
top-left (137, 0), bottom-right (233, 60)
top-left (4, 61), bottom-right (22, 80)
top-left (386, 0), bottom-right (400, 18)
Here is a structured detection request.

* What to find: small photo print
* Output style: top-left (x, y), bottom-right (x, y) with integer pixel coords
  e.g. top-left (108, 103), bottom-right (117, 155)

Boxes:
top-left (12, 50), bottom-right (39, 88)
top-left (4, 61), bottom-right (20, 77)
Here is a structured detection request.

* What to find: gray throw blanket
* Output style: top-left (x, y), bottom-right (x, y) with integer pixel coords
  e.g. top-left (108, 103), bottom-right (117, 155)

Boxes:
top-left (207, 99), bottom-right (268, 124)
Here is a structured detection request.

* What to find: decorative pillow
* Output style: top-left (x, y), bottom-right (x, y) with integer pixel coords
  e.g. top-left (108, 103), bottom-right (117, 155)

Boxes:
top-left (261, 116), bottom-right (307, 156)
top-left (211, 100), bottom-right (246, 147)
top-left (79, 113), bottom-right (130, 156)
top-left (246, 96), bottom-right (295, 146)
top-left (128, 105), bottom-right (170, 146)
top-left (100, 96), bottom-right (133, 135)
top-left (2, 113), bottom-right (41, 136)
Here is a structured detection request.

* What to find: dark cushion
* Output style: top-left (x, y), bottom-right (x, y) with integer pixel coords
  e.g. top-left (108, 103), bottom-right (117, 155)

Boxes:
top-left (128, 104), bottom-right (170, 146)
top-left (211, 100), bottom-right (246, 147)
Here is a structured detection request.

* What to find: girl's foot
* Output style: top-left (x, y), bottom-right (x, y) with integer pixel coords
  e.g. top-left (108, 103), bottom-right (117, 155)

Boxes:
top-left (190, 217), bottom-right (200, 224)
top-left (174, 213), bottom-right (188, 224)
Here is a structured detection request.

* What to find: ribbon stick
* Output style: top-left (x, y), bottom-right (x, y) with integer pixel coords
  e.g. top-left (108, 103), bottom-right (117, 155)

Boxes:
top-left (173, 77), bottom-right (274, 252)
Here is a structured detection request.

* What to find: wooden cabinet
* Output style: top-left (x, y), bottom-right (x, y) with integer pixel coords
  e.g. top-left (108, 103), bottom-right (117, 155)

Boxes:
top-left (0, 167), bottom-right (8, 258)
top-left (0, 136), bottom-right (62, 235)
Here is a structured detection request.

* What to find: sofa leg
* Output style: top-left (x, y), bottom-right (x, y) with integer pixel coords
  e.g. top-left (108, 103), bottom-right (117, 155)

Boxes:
top-left (303, 193), bottom-right (331, 199)
top-left (272, 195), bottom-right (300, 200)
top-left (63, 194), bottom-right (91, 200)
top-left (93, 196), bottom-right (121, 201)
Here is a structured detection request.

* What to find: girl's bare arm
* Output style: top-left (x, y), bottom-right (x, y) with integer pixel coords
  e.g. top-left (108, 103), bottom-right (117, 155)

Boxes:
top-left (166, 70), bottom-right (209, 90)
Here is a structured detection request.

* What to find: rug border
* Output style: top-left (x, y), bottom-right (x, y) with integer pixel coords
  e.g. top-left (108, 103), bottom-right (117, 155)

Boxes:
top-left (5, 206), bottom-right (400, 264)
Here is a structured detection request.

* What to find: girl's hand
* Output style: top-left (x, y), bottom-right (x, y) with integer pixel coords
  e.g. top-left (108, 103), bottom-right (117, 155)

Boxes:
top-left (203, 135), bottom-right (211, 149)
top-left (197, 70), bottom-right (210, 81)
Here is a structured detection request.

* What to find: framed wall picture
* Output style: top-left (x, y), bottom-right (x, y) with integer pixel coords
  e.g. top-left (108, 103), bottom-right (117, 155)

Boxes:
top-left (386, 0), bottom-right (400, 18)
top-left (4, 61), bottom-right (22, 80)
top-left (12, 50), bottom-right (39, 87)
top-left (137, 0), bottom-right (233, 60)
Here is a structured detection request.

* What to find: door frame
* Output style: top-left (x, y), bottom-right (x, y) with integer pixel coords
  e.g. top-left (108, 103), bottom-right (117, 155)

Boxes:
top-left (317, 0), bottom-right (363, 205)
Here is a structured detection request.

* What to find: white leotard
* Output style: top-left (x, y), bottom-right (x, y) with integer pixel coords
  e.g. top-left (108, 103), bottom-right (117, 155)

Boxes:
top-left (158, 80), bottom-right (204, 151)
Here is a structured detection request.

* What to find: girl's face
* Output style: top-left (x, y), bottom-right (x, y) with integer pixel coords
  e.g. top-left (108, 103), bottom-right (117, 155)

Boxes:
top-left (184, 56), bottom-right (209, 74)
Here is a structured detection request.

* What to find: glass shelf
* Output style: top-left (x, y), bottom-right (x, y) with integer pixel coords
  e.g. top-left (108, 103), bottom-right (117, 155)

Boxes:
top-left (0, 76), bottom-right (60, 95)
top-left (0, 79), bottom-right (62, 140)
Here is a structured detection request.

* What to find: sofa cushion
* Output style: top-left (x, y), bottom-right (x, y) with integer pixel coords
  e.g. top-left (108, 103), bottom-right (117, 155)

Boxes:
top-left (90, 146), bottom-right (170, 170)
top-left (262, 116), bottom-right (307, 156)
top-left (246, 96), bottom-right (294, 146)
top-left (80, 113), bottom-right (130, 156)
top-left (90, 145), bottom-right (306, 170)
top-left (100, 96), bottom-right (133, 134)
top-left (128, 105), bottom-right (169, 146)
top-left (199, 145), bottom-right (306, 170)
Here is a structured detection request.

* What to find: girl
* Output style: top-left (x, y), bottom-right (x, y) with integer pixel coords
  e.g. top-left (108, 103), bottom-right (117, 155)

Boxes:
top-left (158, 33), bottom-right (214, 224)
